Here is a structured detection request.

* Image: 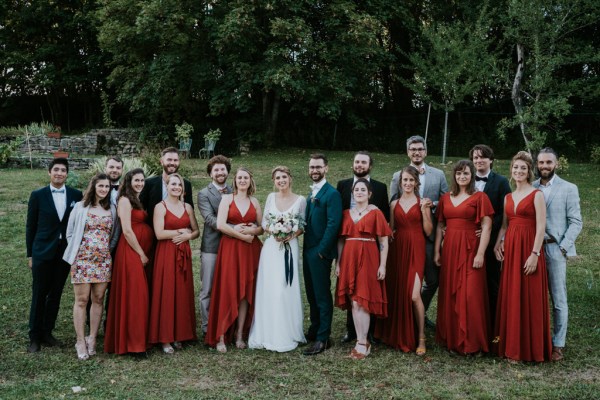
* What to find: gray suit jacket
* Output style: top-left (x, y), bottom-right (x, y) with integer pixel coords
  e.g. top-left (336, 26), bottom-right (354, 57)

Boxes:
top-left (198, 182), bottom-right (232, 253)
top-left (533, 175), bottom-right (582, 256)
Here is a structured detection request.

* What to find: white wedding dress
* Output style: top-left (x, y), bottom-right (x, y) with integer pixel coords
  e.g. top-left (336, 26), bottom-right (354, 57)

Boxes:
top-left (249, 193), bottom-right (307, 352)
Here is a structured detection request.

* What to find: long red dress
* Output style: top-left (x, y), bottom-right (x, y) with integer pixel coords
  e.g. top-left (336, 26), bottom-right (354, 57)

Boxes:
top-left (335, 209), bottom-right (391, 317)
top-left (148, 204), bottom-right (197, 345)
top-left (494, 190), bottom-right (552, 362)
top-left (104, 208), bottom-right (153, 354)
top-left (205, 200), bottom-right (262, 347)
top-left (436, 192), bottom-right (494, 354)
top-left (375, 201), bottom-right (426, 352)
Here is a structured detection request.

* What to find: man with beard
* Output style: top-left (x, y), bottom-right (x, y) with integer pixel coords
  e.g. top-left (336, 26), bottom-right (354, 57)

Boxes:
top-left (336, 151), bottom-right (389, 343)
top-left (105, 156), bottom-right (124, 206)
top-left (140, 147), bottom-right (194, 290)
top-left (390, 135), bottom-right (448, 328)
top-left (533, 147), bottom-right (582, 361)
top-left (469, 145), bottom-right (511, 325)
top-left (140, 147), bottom-right (194, 229)
top-left (303, 154), bottom-right (342, 355)
top-left (197, 155), bottom-right (232, 336)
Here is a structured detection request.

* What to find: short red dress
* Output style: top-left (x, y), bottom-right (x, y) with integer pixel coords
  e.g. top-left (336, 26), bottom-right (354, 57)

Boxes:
top-left (335, 209), bottom-right (392, 317)
top-left (104, 208), bottom-right (153, 354)
top-left (494, 190), bottom-right (552, 362)
top-left (435, 192), bottom-right (494, 354)
top-left (205, 200), bottom-right (262, 347)
top-left (376, 201), bottom-right (426, 351)
top-left (148, 203), bottom-right (197, 345)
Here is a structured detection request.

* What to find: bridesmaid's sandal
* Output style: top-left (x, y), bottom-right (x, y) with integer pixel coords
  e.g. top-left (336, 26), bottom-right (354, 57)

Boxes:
top-left (162, 343), bottom-right (175, 354)
top-left (85, 336), bottom-right (96, 356)
top-left (416, 337), bottom-right (427, 356)
top-left (350, 341), bottom-right (371, 360)
top-left (173, 341), bottom-right (183, 350)
top-left (216, 342), bottom-right (227, 353)
top-left (75, 341), bottom-right (89, 361)
top-left (235, 340), bottom-right (247, 350)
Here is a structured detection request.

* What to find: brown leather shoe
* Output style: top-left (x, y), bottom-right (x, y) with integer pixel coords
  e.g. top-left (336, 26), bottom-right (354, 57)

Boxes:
top-left (551, 346), bottom-right (564, 361)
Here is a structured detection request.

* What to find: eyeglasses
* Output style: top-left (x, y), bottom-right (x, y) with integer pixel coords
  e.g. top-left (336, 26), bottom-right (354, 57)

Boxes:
top-left (309, 166), bottom-right (325, 170)
top-left (409, 148), bottom-right (426, 153)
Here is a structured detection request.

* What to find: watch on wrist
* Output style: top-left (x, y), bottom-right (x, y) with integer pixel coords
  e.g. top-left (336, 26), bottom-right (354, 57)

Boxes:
top-left (531, 250), bottom-right (541, 257)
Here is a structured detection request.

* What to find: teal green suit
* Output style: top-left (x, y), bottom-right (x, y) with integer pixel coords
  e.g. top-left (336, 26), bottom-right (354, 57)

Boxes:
top-left (303, 182), bottom-right (342, 341)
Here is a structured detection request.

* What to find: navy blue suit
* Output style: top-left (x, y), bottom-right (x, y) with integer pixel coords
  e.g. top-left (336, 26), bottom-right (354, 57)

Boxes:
top-left (26, 185), bottom-right (82, 341)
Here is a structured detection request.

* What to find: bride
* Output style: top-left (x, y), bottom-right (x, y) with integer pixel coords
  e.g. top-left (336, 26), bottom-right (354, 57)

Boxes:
top-left (249, 166), bottom-right (307, 351)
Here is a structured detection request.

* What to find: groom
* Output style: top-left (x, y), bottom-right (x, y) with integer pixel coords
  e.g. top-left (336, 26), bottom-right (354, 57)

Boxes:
top-left (303, 153), bottom-right (342, 355)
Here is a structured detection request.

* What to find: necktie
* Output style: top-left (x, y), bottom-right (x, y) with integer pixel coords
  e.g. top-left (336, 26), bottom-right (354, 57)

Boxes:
top-left (52, 188), bottom-right (65, 193)
top-left (475, 176), bottom-right (488, 182)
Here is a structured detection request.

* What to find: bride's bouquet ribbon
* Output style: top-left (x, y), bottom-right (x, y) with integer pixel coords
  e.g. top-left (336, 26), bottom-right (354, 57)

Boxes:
top-left (284, 242), bottom-right (293, 286)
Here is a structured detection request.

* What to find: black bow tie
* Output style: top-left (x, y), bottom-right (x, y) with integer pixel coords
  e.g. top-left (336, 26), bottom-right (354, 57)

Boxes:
top-left (112, 185), bottom-right (119, 191)
top-left (475, 176), bottom-right (488, 182)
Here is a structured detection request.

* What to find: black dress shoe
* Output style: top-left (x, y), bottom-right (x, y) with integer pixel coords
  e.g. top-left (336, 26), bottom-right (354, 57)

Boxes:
top-left (303, 339), bottom-right (332, 356)
top-left (341, 332), bottom-right (357, 343)
top-left (27, 340), bottom-right (41, 353)
top-left (368, 334), bottom-right (381, 345)
top-left (41, 334), bottom-right (63, 347)
top-left (425, 317), bottom-right (436, 330)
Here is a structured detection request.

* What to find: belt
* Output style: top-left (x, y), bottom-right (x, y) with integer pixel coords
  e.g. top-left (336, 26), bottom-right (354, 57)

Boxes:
top-left (543, 237), bottom-right (557, 244)
top-left (346, 238), bottom-right (376, 242)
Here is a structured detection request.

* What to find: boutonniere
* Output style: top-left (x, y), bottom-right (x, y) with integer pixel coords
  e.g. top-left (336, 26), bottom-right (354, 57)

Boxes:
top-left (70, 201), bottom-right (76, 207)
top-left (311, 197), bottom-right (319, 205)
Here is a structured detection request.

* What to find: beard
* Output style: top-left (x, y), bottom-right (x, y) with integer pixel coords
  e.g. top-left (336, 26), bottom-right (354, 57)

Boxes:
top-left (353, 168), bottom-right (371, 178)
top-left (310, 171), bottom-right (325, 182)
top-left (163, 164), bottom-right (179, 175)
top-left (538, 167), bottom-right (556, 180)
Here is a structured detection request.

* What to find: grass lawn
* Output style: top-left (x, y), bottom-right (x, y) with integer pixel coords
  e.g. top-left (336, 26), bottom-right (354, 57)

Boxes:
top-left (1, 148), bottom-right (599, 399)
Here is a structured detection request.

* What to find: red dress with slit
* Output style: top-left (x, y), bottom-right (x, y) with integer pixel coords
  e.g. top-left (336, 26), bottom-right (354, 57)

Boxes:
top-left (335, 209), bottom-right (392, 317)
top-left (375, 201), bottom-right (426, 351)
top-left (104, 209), bottom-right (153, 354)
top-left (435, 192), bottom-right (494, 354)
top-left (494, 190), bottom-right (552, 361)
top-left (149, 204), bottom-right (197, 345)
top-left (205, 200), bottom-right (262, 347)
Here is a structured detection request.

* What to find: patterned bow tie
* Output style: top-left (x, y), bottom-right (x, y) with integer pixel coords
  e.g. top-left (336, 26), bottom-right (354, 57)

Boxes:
top-left (51, 188), bottom-right (65, 193)
top-left (219, 187), bottom-right (228, 194)
top-left (475, 176), bottom-right (488, 182)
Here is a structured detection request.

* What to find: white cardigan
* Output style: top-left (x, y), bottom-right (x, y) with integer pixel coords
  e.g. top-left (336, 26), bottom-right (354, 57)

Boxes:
top-left (62, 201), bottom-right (117, 265)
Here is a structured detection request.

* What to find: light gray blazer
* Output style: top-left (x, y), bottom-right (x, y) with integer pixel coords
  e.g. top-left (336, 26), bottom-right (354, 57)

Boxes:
top-left (198, 182), bottom-right (232, 254)
top-left (63, 201), bottom-right (118, 265)
top-left (533, 175), bottom-right (582, 256)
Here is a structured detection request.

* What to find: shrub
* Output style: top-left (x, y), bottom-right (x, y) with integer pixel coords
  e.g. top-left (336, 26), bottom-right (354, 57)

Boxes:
top-left (591, 145), bottom-right (600, 165)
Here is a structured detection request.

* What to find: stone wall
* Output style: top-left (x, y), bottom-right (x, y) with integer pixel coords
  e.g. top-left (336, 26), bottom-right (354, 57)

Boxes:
top-left (7, 156), bottom-right (94, 170)
top-left (17, 129), bottom-right (141, 157)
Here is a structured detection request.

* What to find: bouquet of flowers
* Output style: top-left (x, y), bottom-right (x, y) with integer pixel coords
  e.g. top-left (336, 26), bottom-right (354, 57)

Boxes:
top-left (265, 212), bottom-right (305, 247)
top-left (265, 212), bottom-right (305, 286)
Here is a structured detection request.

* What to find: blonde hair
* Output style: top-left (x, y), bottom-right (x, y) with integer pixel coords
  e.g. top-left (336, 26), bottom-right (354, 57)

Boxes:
top-left (167, 173), bottom-right (185, 201)
top-left (510, 151), bottom-right (534, 183)
top-left (233, 167), bottom-right (256, 196)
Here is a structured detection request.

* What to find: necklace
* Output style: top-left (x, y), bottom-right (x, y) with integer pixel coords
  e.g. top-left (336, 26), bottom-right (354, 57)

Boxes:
top-left (353, 206), bottom-right (369, 216)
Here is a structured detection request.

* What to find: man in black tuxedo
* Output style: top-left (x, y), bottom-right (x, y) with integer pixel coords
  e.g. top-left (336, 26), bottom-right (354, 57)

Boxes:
top-left (336, 151), bottom-right (390, 343)
top-left (26, 158), bottom-right (83, 353)
top-left (469, 144), bottom-right (511, 324)
top-left (140, 147), bottom-right (194, 228)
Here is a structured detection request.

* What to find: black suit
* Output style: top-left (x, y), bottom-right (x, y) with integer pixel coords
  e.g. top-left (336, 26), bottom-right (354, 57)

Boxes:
top-left (26, 185), bottom-right (82, 341)
top-left (336, 177), bottom-right (390, 339)
top-left (480, 170), bottom-right (511, 323)
top-left (336, 178), bottom-right (390, 221)
top-left (140, 175), bottom-right (194, 229)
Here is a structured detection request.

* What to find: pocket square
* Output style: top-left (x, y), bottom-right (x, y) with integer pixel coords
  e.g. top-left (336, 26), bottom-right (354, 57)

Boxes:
top-left (70, 201), bottom-right (76, 207)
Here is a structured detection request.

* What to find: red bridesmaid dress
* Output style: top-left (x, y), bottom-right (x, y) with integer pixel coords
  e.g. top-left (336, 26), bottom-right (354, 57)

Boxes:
top-left (335, 209), bottom-right (392, 317)
top-left (205, 200), bottom-right (262, 347)
top-left (376, 201), bottom-right (426, 352)
top-left (436, 191), bottom-right (494, 354)
top-left (148, 203), bottom-right (197, 345)
top-left (494, 190), bottom-right (552, 362)
top-left (104, 209), bottom-right (153, 354)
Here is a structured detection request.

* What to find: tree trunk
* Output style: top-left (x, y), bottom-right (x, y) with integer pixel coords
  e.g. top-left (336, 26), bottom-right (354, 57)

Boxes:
top-left (512, 43), bottom-right (530, 151)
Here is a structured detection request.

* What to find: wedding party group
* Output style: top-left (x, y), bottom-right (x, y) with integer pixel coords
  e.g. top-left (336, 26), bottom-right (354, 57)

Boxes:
top-left (25, 135), bottom-right (582, 363)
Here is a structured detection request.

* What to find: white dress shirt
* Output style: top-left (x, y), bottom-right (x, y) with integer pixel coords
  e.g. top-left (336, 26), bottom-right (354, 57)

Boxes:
top-left (310, 179), bottom-right (327, 198)
top-left (538, 174), bottom-right (556, 203)
top-left (475, 171), bottom-right (490, 192)
top-left (50, 184), bottom-right (67, 221)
